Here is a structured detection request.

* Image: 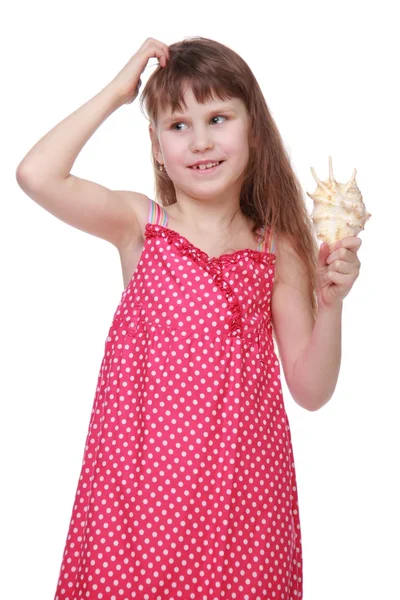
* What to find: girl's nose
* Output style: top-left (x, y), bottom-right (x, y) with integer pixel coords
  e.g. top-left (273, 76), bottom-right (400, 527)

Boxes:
top-left (189, 126), bottom-right (214, 153)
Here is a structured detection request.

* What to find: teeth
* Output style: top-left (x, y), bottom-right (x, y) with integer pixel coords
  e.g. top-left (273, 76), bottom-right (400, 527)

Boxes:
top-left (193, 161), bottom-right (220, 170)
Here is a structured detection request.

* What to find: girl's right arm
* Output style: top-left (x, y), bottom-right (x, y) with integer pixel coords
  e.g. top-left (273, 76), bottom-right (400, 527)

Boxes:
top-left (15, 38), bottom-right (169, 249)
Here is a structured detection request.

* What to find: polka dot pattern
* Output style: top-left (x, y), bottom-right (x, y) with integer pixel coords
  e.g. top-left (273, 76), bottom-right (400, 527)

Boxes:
top-left (54, 204), bottom-right (303, 599)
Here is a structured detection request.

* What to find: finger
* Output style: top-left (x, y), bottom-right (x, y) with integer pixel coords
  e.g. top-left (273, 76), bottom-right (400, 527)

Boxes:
top-left (318, 242), bottom-right (331, 268)
top-left (332, 236), bottom-right (362, 253)
top-left (148, 39), bottom-right (170, 63)
top-left (327, 259), bottom-right (359, 275)
top-left (321, 270), bottom-right (355, 286)
top-left (143, 38), bottom-right (169, 54)
top-left (155, 48), bottom-right (169, 67)
top-left (141, 39), bottom-right (169, 66)
top-left (326, 247), bottom-right (359, 265)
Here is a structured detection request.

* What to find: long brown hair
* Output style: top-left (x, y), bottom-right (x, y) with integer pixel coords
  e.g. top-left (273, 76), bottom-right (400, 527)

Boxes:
top-left (139, 37), bottom-right (319, 319)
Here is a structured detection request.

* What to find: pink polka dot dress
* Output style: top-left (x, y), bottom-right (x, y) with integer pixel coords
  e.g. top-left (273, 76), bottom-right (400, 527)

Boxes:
top-left (54, 198), bottom-right (303, 599)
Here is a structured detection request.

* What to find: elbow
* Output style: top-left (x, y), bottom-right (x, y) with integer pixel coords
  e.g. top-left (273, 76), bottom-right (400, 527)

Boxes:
top-left (16, 160), bottom-right (31, 181)
top-left (289, 381), bottom-right (332, 411)
top-left (287, 369), bottom-right (336, 412)
top-left (16, 164), bottom-right (33, 188)
top-left (294, 393), bottom-right (332, 412)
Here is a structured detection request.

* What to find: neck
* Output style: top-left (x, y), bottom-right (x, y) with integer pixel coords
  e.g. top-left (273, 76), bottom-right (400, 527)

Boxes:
top-left (170, 196), bottom-right (250, 236)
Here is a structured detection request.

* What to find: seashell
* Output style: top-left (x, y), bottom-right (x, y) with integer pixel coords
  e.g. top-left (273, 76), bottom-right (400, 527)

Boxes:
top-left (306, 156), bottom-right (371, 246)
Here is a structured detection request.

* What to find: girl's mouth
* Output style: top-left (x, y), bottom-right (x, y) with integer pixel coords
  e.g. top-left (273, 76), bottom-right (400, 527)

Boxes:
top-left (189, 160), bottom-right (224, 173)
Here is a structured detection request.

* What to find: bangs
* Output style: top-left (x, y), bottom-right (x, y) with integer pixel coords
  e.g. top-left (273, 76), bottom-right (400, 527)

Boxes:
top-left (156, 77), bottom-right (234, 117)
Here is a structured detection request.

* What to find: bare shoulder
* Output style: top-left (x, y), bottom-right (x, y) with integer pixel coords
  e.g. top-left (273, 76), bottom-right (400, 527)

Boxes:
top-left (272, 233), bottom-right (305, 287)
top-left (116, 191), bottom-right (151, 249)
top-left (114, 192), bottom-right (152, 289)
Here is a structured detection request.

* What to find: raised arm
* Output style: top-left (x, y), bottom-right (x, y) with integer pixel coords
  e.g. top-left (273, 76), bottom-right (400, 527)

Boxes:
top-left (15, 38), bottom-right (169, 249)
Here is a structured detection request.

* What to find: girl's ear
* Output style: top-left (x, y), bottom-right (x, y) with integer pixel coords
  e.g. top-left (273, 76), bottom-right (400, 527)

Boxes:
top-left (149, 124), bottom-right (163, 165)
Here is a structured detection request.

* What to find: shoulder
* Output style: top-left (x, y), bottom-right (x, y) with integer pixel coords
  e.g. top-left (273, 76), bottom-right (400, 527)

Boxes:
top-left (273, 233), bottom-right (307, 289)
top-left (117, 191), bottom-right (152, 246)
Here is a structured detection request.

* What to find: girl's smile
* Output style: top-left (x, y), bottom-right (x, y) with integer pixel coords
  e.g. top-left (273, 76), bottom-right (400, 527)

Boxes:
top-left (188, 160), bottom-right (224, 174)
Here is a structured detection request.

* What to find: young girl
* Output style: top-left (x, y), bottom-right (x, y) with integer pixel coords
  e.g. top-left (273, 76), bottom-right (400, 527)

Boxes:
top-left (16, 37), bottom-right (362, 600)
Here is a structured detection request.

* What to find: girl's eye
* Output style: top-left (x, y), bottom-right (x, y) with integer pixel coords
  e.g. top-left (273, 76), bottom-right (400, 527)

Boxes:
top-left (171, 122), bottom-right (186, 131)
top-left (211, 115), bottom-right (226, 124)
top-left (171, 115), bottom-right (226, 131)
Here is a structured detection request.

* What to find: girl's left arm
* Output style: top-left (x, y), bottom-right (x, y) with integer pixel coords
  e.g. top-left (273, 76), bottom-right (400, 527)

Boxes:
top-left (288, 301), bottom-right (343, 411)
top-left (271, 236), bottom-right (362, 411)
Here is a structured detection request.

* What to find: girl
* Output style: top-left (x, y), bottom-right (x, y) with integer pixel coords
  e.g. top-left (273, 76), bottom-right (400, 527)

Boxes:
top-left (16, 37), bottom-right (362, 600)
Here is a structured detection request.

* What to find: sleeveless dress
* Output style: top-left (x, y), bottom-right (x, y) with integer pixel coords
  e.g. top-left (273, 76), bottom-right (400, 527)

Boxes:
top-left (54, 198), bottom-right (303, 600)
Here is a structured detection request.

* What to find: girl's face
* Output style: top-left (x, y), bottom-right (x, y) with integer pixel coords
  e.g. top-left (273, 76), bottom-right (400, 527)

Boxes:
top-left (152, 87), bottom-right (250, 202)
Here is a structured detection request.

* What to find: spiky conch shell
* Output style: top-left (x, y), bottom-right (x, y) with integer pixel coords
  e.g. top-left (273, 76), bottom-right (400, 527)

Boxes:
top-left (306, 156), bottom-right (371, 247)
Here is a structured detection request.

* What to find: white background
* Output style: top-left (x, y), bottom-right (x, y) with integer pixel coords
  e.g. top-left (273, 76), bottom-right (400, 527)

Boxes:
top-left (2, 0), bottom-right (399, 598)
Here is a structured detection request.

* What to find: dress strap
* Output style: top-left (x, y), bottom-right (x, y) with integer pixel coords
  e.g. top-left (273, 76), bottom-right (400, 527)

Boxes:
top-left (148, 198), bottom-right (276, 254)
top-left (148, 198), bottom-right (169, 227)
top-left (257, 226), bottom-right (276, 254)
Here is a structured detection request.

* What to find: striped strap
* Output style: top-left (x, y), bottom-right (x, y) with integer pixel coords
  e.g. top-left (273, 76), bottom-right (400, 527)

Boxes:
top-left (257, 227), bottom-right (276, 254)
top-left (148, 198), bottom-right (168, 226)
top-left (268, 230), bottom-right (276, 254)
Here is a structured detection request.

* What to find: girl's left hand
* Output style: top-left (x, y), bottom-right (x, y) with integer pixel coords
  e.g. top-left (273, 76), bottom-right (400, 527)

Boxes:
top-left (317, 236), bottom-right (362, 310)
